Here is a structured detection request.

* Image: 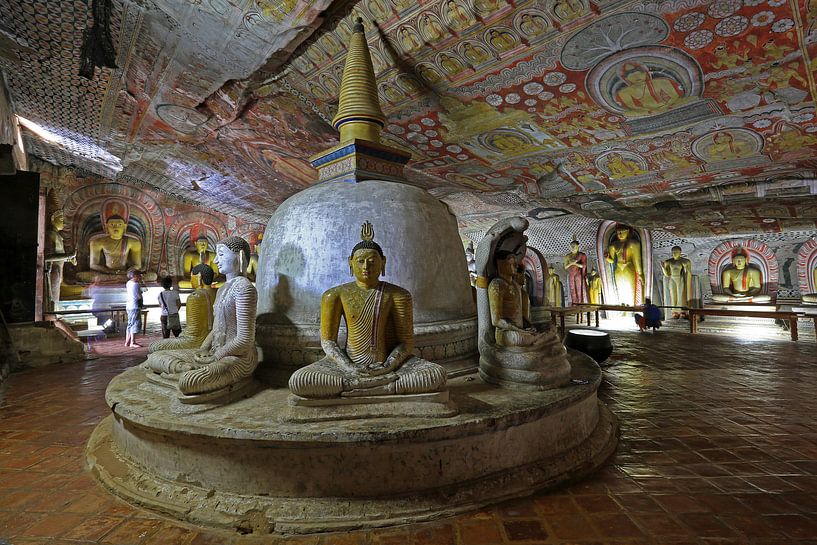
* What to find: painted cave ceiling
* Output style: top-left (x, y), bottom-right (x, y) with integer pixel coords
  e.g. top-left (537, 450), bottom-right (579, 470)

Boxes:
top-left (3, 0), bottom-right (817, 237)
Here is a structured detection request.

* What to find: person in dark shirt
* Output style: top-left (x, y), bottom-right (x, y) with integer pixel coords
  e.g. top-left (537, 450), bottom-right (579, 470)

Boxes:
top-left (634, 297), bottom-right (662, 332)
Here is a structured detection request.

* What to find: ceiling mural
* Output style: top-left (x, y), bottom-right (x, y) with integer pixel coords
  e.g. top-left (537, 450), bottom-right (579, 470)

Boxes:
top-left (2, 0), bottom-right (817, 235)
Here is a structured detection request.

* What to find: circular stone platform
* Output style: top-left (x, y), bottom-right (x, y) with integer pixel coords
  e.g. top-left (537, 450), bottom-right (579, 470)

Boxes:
top-left (86, 351), bottom-right (618, 535)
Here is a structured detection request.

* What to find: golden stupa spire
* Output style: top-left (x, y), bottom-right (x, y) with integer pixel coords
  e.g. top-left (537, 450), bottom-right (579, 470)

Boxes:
top-left (331, 17), bottom-right (386, 143)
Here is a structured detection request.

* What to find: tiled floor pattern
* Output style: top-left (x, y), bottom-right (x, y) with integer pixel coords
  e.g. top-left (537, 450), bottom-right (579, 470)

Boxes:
top-left (1, 324), bottom-right (816, 544)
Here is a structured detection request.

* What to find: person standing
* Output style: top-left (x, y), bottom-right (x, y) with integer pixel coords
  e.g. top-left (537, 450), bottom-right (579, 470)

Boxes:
top-left (124, 269), bottom-right (143, 348)
top-left (158, 276), bottom-right (182, 339)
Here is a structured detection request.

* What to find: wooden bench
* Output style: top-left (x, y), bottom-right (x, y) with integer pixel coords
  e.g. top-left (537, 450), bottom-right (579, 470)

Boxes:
top-left (688, 308), bottom-right (799, 341)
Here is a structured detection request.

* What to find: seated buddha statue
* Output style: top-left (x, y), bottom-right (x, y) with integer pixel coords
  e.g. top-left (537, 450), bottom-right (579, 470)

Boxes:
top-left (712, 249), bottom-right (771, 303)
top-left (76, 201), bottom-right (156, 282)
top-left (475, 217), bottom-right (571, 390)
top-left (147, 264), bottom-right (216, 353)
top-left (288, 222), bottom-right (447, 400)
top-left (143, 236), bottom-right (258, 401)
top-left (803, 267), bottom-right (817, 304)
top-left (179, 236), bottom-right (220, 289)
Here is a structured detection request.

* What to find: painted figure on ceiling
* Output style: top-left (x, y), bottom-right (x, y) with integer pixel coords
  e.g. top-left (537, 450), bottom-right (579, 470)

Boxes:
top-left (439, 53), bottom-right (465, 76)
top-left (488, 29), bottom-right (517, 53)
top-left (398, 26), bottom-right (423, 52)
top-left (475, 0), bottom-right (506, 16)
top-left (445, 0), bottom-right (474, 29)
top-left (462, 42), bottom-right (490, 64)
top-left (519, 13), bottom-right (548, 37)
top-left (419, 14), bottom-right (446, 42)
top-left (77, 199), bottom-right (155, 283)
top-left (605, 224), bottom-right (643, 306)
top-left (606, 153), bottom-right (645, 178)
top-left (706, 131), bottom-right (751, 161)
top-left (418, 64), bottom-right (443, 84)
top-left (553, 0), bottom-right (583, 22)
top-left (614, 61), bottom-right (685, 117)
top-left (366, 0), bottom-right (391, 22)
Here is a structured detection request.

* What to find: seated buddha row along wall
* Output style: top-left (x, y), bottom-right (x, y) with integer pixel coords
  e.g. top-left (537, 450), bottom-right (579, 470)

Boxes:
top-left (40, 167), bottom-right (260, 306)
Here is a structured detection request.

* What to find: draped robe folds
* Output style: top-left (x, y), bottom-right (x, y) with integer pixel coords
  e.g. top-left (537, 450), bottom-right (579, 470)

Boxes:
top-left (144, 277), bottom-right (257, 395)
top-left (289, 281), bottom-right (446, 399)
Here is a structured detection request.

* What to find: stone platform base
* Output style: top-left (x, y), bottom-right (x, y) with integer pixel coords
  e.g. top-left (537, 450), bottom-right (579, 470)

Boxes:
top-left (86, 351), bottom-right (617, 535)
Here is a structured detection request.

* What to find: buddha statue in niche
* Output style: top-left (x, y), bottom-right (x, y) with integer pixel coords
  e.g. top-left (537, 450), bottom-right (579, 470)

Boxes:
top-left (147, 264), bottom-right (216, 353)
top-left (662, 246), bottom-right (693, 317)
top-left (246, 232), bottom-right (263, 282)
top-left (179, 229), bottom-right (219, 288)
top-left (712, 248), bottom-right (771, 303)
top-left (475, 217), bottom-right (571, 390)
top-left (77, 200), bottom-right (156, 282)
top-left (288, 222), bottom-right (447, 399)
top-left (605, 224), bottom-right (643, 306)
top-left (144, 236), bottom-right (258, 400)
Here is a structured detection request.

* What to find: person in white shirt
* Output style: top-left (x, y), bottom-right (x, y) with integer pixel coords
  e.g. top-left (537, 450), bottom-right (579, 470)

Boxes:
top-left (124, 269), bottom-right (143, 348)
top-left (158, 276), bottom-right (182, 338)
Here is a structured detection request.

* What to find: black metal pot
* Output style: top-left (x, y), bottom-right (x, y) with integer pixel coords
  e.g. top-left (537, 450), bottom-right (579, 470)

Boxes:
top-left (564, 328), bottom-right (613, 364)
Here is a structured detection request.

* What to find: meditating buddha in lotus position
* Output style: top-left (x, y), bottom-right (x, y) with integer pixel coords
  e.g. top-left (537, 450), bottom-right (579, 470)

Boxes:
top-left (77, 201), bottom-right (156, 282)
top-left (488, 251), bottom-right (549, 347)
top-left (712, 249), bottom-right (771, 303)
top-left (144, 236), bottom-right (258, 398)
top-left (289, 222), bottom-right (447, 399)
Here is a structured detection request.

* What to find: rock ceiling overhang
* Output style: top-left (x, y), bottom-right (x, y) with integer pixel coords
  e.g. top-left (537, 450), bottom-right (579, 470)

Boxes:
top-left (2, 0), bottom-right (817, 236)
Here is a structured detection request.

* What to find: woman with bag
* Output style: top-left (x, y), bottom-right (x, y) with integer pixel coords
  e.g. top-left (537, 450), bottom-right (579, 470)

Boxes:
top-left (159, 276), bottom-right (182, 339)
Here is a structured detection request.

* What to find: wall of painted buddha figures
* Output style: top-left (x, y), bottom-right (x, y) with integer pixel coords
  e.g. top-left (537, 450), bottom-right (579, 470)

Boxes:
top-left (38, 164), bottom-right (264, 298)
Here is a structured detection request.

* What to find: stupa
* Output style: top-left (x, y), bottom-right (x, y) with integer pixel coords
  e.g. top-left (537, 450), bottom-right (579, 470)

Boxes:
top-left (86, 19), bottom-right (618, 535)
top-left (255, 18), bottom-right (477, 384)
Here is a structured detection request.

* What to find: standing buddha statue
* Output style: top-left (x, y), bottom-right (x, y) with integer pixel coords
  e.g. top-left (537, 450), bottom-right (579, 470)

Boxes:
top-left (587, 267), bottom-right (602, 305)
top-left (563, 237), bottom-right (587, 305)
top-left (546, 266), bottom-right (563, 307)
top-left (179, 229), bottom-right (219, 288)
top-left (605, 224), bottom-right (642, 306)
top-left (661, 245), bottom-right (692, 317)
top-left (44, 210), bottom-right (76, 309)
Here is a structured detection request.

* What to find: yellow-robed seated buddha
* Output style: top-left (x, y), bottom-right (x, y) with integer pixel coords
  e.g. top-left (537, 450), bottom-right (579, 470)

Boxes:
top-left (143, 236), bottom-right (258, 403)
top-left (288, 222), bottom-right (447, 401)
top-left (475, 217), bottom-right (571, 390)
top-left (178, 234), bottom-right (220, 289)
top-left (147, 264), bottom-right (216, 353)
top-left (711, 248), bottom-right (771, 303)
top-left (76, 200), bottom-right (156, 283)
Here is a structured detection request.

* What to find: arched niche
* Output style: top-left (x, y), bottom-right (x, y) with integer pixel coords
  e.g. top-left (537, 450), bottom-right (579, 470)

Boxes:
top-left (63, 184), bottom-right (164, 279)
top-left (165, 212), bottom-right (228, 277)
top-left (595, 220), bottom-right (653, 306)
top-left (707, 240), bottom-right (779, 301)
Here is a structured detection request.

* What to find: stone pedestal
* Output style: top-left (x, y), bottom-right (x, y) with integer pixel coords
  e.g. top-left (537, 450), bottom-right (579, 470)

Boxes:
top-left (86, 350), bottom-right (617, 535)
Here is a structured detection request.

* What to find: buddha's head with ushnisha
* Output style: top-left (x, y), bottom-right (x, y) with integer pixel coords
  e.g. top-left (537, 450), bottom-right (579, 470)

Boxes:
top-left (731, 247), bottom-right (749, 270)
top-left (349, 221), bottom-right (385, 287)
top-left (101, 199), bottom-right (129, 240)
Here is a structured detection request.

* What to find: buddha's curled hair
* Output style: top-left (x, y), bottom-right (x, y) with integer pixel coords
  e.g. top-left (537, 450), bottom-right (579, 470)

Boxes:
top-left (218, 236), bottom-right (251, 271)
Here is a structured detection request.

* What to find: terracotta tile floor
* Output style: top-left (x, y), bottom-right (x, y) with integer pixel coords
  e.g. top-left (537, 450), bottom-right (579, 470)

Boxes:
top-left (1, 324), bottom-right (816, 544)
